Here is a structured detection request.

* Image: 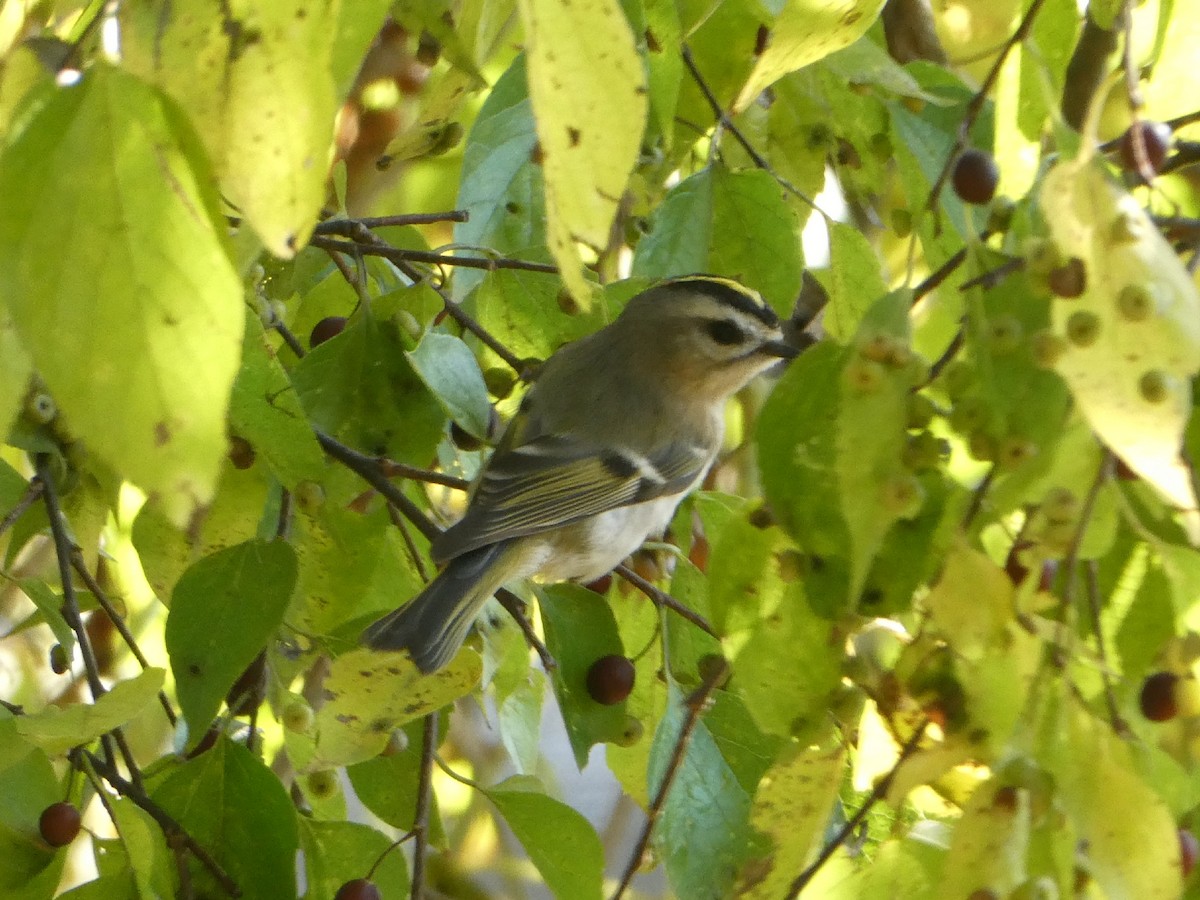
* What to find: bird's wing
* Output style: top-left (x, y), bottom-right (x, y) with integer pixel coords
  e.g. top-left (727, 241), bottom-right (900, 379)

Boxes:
top-left (431, 435), bottom-right (712, 562)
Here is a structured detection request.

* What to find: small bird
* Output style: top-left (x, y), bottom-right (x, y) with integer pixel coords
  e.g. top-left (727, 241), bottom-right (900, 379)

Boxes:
top-left (363, 275), bottom-right (798, 671)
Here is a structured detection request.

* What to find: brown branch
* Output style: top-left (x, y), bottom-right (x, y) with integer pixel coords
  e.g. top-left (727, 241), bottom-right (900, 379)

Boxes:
top-left (498, 589), bottom-right (556, 671)
top-left (0, 476), bottom-right (44, 538)
top-left (311, 235), bottom-right (558, 275)
top-left (1085, 559), bottom-right (1129, 736)
top-left (314, 432), bottom-right (441, 543)
top-left (927, 0), bottom-right (1049, 216)
top-left (410, 714), bottom-right (438, 900)
top-left (1061, 14), bottom-right (1120, 131)
top-left (785, 721), bottom-right (929, 898)
top-left (81, 749), bottom-right (242, 897)
top-left (330, 211), bottom-right (470, 229)
top-left (910, 246), bottom-right (968, 304)
top-left (379, 459), bottom-right (470, 492)
top-left (611, 659), bottom-right (730, 900)
top-left (616, 563), bottom-right (717, 637)
top-left (680, 46), bottom-right (818, 210)
top-left (70, 552), bottom-right (177, 727)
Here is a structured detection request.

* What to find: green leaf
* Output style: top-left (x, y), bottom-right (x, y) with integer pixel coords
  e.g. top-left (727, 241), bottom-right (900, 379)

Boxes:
top-left (228, 310), bottom-right (326, 489)
top-left (406, 332), bottom-right (492, 438)
top-left (1040, 155), bottom-right (1200, 538)
top-left (0, 303), bottom-right (30, 440)
top-left (110, 798), bottom-right (175, 899)
top-left (346, 723), bottom-right (446, 844)
top-left (0, 65), bottom-right (243, 528)
top-left (536, 583), bottom-right (628, 768)
top-left (922, 543), bottom-right (1014, 659)
top-left (822, 222), bottom-right (888, 342)
top-left (650, 681), bottom-right (753, 900)
top-left (151, 739), bottom-right (299, 900)
top-left (452, 57), bottom-right (549, 303)
top-left (0, 720), bottom-right (61, 900)
top-left (291, 503), bottom-right (425, 637)
top-left (737, 740), bottom-right (846, 898)
top-left (632, 167), bottom-right (803, 317)
top-left (518, 0), bottom-right (647, 301)
top-left (166, 540), bottom-right (297, 743)
top-left (936, 776), bottom-right (1030, 897)
top-left (485, 776), bottom-right (604, 900)
top-left (299, 819), bottom-right (410, 900)
top-left (734, 0), bottom-right (887, 111)
top-left (15, 668), bottom-right (166, 756)
top-left (120, 1), bottom-right (343, 255)
top-left (304, 649), bottom-right (479, 769)
top-left (290, 311), bottom-right (444, 464)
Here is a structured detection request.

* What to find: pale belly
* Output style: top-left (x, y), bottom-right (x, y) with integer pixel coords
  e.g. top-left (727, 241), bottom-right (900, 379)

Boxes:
top-left (528, 493), bottom-right (687, 583)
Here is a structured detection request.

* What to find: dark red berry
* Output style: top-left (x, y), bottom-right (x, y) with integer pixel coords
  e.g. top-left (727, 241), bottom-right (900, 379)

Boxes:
top-left (39, 802), bottom-right (81, 847)
top-left (1118, 121), bottom-right (1171, 178)
top-left (584, 574), bottom-right (613, 595)
top-left (309, 316), bottom-right (348, 348)
top-left (951, 149), bottom-right (999, 205)
top-left (1140, 671), bottom-right (1180, 722)
top-left (187, 725), bottom-right (221, 759)
top-left (334, 878), bottom-right (382, 900)
top-left (1047, 257), bottom-right (1087, 298)
top-left (228, 435), bottom-right (256, 470)
top-left (1181, 829), bottom-right (1199, 877)
top-left (586, 655), bottom-right (636, 705)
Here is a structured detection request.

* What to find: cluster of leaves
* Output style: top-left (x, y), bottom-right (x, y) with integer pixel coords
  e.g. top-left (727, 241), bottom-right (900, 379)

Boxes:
top-left (1, 0), bottom-right (1200, 898)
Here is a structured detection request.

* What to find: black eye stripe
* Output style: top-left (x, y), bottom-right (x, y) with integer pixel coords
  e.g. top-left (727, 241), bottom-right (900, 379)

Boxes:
top-left (706, 319), bottom-right (745, 345)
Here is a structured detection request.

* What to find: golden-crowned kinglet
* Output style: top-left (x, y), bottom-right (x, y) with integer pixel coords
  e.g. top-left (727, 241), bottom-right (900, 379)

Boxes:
top-left (363, 275), bottom-right (798, 671)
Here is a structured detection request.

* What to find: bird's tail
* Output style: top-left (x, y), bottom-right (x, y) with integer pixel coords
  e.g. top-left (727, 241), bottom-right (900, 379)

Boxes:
top-left (361, 541), bottom-right (517, 673)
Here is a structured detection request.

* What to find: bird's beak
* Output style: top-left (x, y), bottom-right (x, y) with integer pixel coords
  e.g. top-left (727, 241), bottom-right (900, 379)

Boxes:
top-left (759, 339), bottom-right (800, 359)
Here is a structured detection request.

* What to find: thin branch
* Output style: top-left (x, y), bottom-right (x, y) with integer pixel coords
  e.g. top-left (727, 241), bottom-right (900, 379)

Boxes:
top-left (311, 235), bottom-right (558, 274)
top-left (316, 211), bottom-right (470, 230)
top-left (616, 564), bottom-right (717, 638)
top-left (0, 477), bottom-right (44, 539)
top-left (680, 46), bottom-right (819, 211)
top-left (611, 659), bottom-right (730, 900)
top-left (410, 714), bottom-right (438, 900)
top-left (910, 246), bottom-right (968, 304)
top-left (1084, 560), bottom-right (1129, 736)
top-left (926, 0), bottom-right (1049, 216)
top-left (70, 553), bottom-right (177, 727)
top-left (785, 721), bottom-right (929, 898)
top-left (961, 464), bottom-right (998, 531)
top-left (379, 460), bottom-right (471, 492)
top-left (497, 589), bottom-right (555, 671)
top-left (82, 749), bottom-right (242, 898)
top-left (924, 326), bottom-right (965, 386)
top-left (314, 432), bottom-right (441, 543)
top-left (1060, 450), bottom-right (1114, 611)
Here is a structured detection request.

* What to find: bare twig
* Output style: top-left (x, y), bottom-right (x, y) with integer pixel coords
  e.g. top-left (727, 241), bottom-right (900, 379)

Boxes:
top-left (379, 459), bottom-right (471, 492)
top-left (1060, 451), bottom-right (1114, 610)
top-left (910, 246), bottom-right (968, 304)
top-left (314, 432), bottom-right (441, 543)
top-left (411, 714), bottom-right (438, 900)
top-left (1084, 560), bottom-right (1129, 736)
top-left (927, 0), bottom-right (1049, 216)
top-left (611, 659), bottom-right (731, 900)
top-left (785, 721), bottom-right (929, 898)
top-left (497, 589), bottom-right (555, 671)
top-left (317, 211), bottom-right (469, 229)
top-left (680, 46), bottom-right (819, 211)
top-left (312, 235), bottom-right (558, 275)
top-left (82, 749), bottom-right (242, 897)
top-left (70, 553), bottom-right (177, 727)
top-left (0, 477), bottom-right (44, 539)
top-left (616, 564), bottom-right (717, 638)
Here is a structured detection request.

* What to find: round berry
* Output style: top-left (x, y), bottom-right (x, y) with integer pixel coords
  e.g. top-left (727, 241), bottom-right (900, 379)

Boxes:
top-left (1118, 121), bottom-right (1172, 178)
top-left (450, 421), bottom-right (484, 452)
top-left (951, 149), bottom-right (999, 205)
top-left (334, 878), bottom-right (383, 900)
top-left (1047, 258), bottom-right (1087, 298)
top-left (1140, 671), bottom-right (1180, 722)
top-left (586, 655), bottom-right (636, 705)
top-left (615, 715), bottom-right (645, 747)
top-left (228, 435), bottom-right (256, 470)
top-left (305, 769), bottom-right (340, 800)
top-left (39, 801), bottom-right (81, 847)
top-left (48, 643), bottom-right (71, 675)
top-left (282, 699), bottom-right (315, 734)
top-left (309, 316), bottom-right (348, 348)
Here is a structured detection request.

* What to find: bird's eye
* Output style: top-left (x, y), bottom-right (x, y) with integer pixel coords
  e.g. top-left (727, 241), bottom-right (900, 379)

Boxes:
top-left (706, 319), bottom-right (745, 345)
